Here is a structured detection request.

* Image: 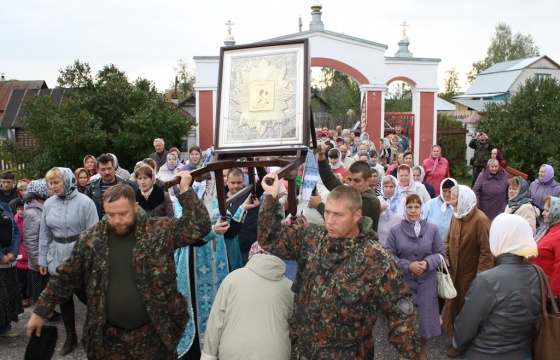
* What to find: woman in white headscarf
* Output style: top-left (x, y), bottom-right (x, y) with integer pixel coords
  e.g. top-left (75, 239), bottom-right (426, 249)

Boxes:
top-left (377, 175), bottom-right (405, 246)
top-left (443, 185), bottom-right (494, 358)
top-left (396, 164), bottom-right (431, 203)
top-left (453, 214), bottom-right (541, 360)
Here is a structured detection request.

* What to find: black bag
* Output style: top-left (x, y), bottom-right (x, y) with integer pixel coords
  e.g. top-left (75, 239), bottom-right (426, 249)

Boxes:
top-left (469, 157), bottom-right (474, 166)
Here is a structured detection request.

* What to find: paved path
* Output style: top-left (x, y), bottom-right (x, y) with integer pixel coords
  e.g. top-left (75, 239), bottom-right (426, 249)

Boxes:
top-left (1, 296), bottom-right (463, 359)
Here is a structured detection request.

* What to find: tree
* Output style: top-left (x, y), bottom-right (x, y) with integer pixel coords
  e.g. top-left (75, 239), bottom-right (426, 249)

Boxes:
top-left (439, 67), bottom-right (460, 102)
top-left (173, 58), bottom-right (195, 101)
top-left (318, 68), bottom-right (361, 116)
top-left (385, 82), bottom-right (412, 113)
top-left (477, 77), bottom-right (560, 180)
top-left (467, 23), bottom-right (539, 83)
top-left (2, 60), bottom-right (193, 178)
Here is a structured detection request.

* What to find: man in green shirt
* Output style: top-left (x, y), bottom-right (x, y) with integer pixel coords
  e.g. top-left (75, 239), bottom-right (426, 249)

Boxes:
top-left (26, 171), bottom-right (211, 359)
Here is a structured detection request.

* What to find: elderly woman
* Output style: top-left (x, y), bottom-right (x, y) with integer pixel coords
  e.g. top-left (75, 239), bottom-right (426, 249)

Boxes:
top-left (530, 164), bottom-right (560, 229)
top-left (377, 175), bottom-right (405, 246)
top-left (473, 158), bottom-right (508, 221)
top-left (422, 145), bottom-right (450, 196)
top-left (397, 164), bottom-right (431, 203)
top-left (386, 194), bottom-right (445, 360)
top-left (135, 165), bottom-right (173, 217)
top-left (443, 185), bottom-right (494, 358)
top-left (157, 152), bottom-right (181, 183)
top-left (453, 213), bottom-right (540, 360)
top-left (532, 195), bottom-right (560, 304)
top-left (40, 167), bottom-right (99, 355)
top-left (505, 176), bottom-right (540, 236)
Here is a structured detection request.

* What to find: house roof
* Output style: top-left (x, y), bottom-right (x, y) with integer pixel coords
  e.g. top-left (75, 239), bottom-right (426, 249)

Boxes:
top-left (461, 55), bottom-right (560, 98)
top-left (0, 80), bottom-right (48, 120)
top-left (453, 99), bottom-right (503, 112)
top-left (436, 97), bottom-right (455, 111)
top-left (1, 88), bottom-right (69, 128)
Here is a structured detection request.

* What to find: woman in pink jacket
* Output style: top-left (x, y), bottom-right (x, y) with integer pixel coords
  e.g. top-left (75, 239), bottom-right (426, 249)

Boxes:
top-left (422, 145), bottom-right (450, 197)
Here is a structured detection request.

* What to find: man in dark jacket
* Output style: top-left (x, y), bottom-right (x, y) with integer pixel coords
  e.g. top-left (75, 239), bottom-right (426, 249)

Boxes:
top-left (309, 142), bottom-right (381, 231)
top-left (85, 154), bottom-right (134, 218)
top-left (27, 173), bottom-right (212, 359)
top-left (149, 138), bottom-right (169, 171)
top-left (0, 171), bottom-right (18, 204)
top-left (258, 177), bottom-right (420, 359)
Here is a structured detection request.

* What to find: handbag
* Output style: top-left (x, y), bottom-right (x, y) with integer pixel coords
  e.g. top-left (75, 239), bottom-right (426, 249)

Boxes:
top-left (436, 254), bottom-right (457, 299)
top-left (532, 264), bottom-right (560, 359)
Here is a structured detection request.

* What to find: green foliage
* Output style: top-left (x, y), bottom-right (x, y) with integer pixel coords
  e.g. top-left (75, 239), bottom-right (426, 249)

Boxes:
top-left (467, 23), bottom-right (539, 83)
top-left (477, 77), bottom-right (560, 181)
top-left (2, 60), bottom-right (193, 178)
top-left (450, 162), bottom-right (470, 179)
top-left (436, 113), bottom-right (467, 165)
top-left (385, 82), bottom-right (412, 112)
top-left (439, 67), bottom-right (460, 102)
top-left (317, 68), bottom-right (361, 116)
top-left (173, 58), bottom-right (195, 101)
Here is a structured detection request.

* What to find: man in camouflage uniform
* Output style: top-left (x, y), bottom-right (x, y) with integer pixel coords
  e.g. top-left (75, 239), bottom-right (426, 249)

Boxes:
top-left (258, 173), bottom-right (420, 359)
top-left (26, 172), bottom-right (211, 359)
top-left (469, 131), bottom-right (495, 186)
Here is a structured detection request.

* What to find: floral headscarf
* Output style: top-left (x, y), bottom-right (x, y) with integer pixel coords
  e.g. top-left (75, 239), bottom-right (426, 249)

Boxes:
top-left (24, 179), bottom-right (49, 204)
top-left (58, 167), bottom-right (78, 197)
top-left (535, 196), bottom-right (560, 242)
top-left (83, 155), bottom-right (98, 177)
top-left (451, 185), bottom-right (477, 219)
top-left (381, 175), bottom-right (403, 220)
top-left (490, 213), bottom-right (537, 257)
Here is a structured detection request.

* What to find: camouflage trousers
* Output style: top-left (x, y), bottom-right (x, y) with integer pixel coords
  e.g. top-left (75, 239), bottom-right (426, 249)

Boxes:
top-left (94, 322), bottom-right (176, 359)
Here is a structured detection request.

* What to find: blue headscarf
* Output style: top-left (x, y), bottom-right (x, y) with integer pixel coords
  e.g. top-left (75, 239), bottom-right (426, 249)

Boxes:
top-left (381, 175), bottom-right (403, 220)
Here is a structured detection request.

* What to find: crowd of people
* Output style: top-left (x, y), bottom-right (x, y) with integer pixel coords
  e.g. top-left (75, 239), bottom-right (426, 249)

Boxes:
top-left (0, 127), bottom-right (557, 359)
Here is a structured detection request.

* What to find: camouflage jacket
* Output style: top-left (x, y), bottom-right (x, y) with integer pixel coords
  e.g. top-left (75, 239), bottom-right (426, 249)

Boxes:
top-left (34, 188), bottom-right (211, 359)
top-left (469, 138), bottom-right (495, 168)
top-left (258, 195), bottom-right (420, 359)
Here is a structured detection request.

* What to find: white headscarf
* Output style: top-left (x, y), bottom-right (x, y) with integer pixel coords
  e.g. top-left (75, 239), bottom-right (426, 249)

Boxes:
top-left (452, 185), bottom-right (477, 219)
top-left (328, 148), bottom-right (343, 170)
top-left (439, 178), bottom-right (458, 213)
top-left (490, 213), bottom-right (537, 257)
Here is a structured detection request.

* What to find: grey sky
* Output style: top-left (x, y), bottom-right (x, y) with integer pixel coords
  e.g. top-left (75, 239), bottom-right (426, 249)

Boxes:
top-left (2, 0), bottom-right (558, 92)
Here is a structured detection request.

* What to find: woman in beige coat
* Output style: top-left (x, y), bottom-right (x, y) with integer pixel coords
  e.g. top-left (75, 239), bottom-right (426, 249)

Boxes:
top-left (443, 185), bottom-right (494, 358)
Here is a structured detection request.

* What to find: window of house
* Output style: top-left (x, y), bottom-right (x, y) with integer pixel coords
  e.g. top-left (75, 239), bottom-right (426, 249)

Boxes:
top-left (535, 73), bottom-right (551, 81)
